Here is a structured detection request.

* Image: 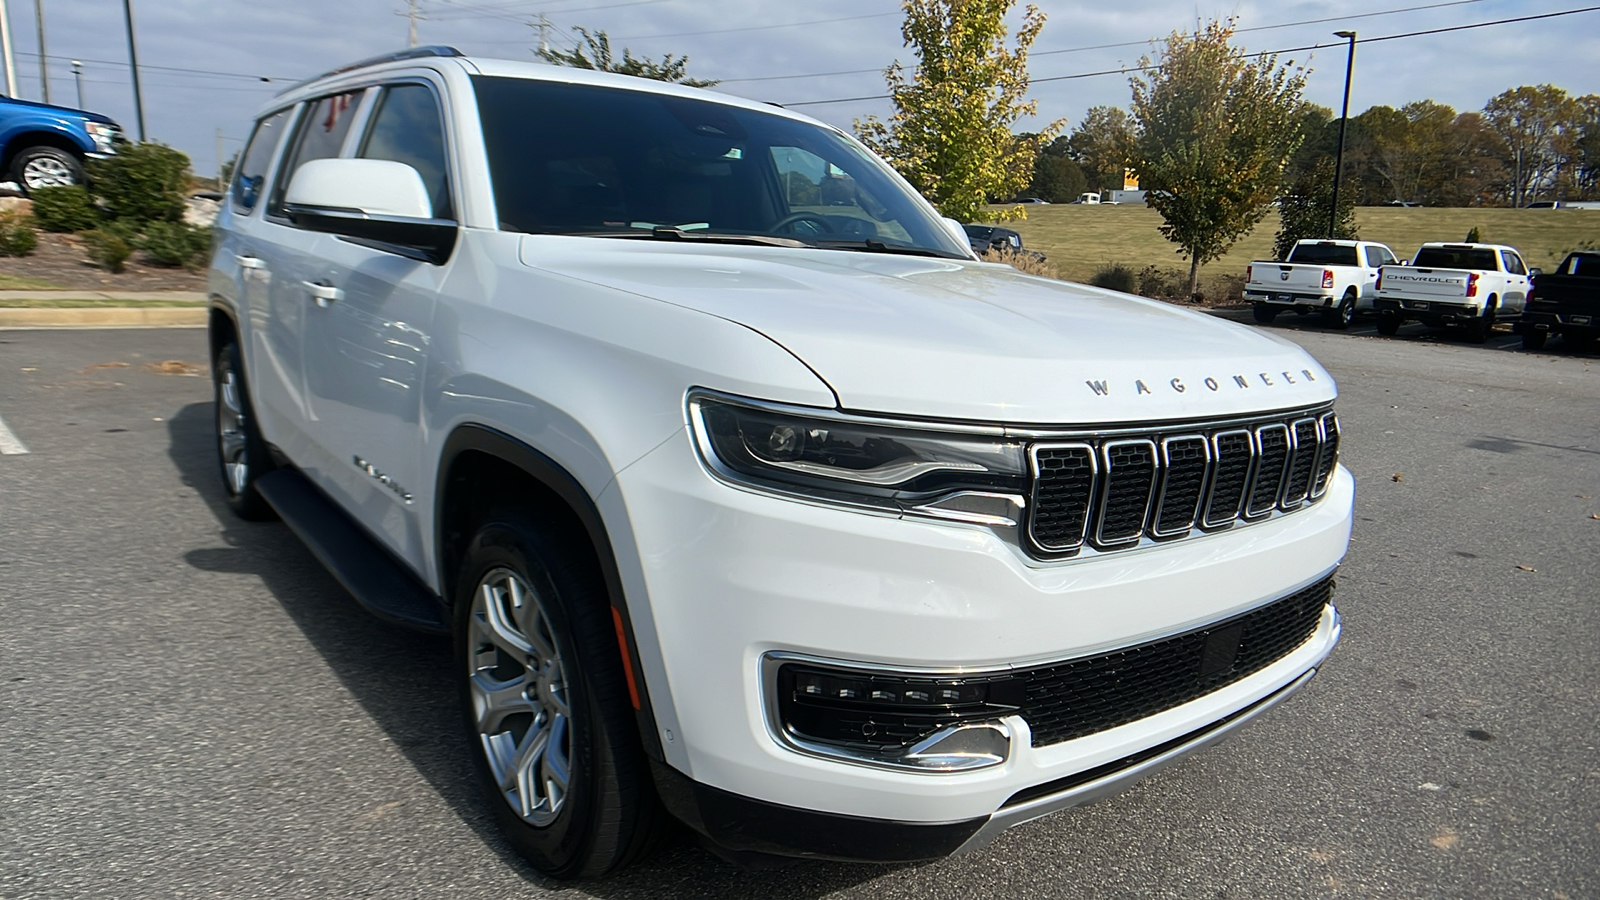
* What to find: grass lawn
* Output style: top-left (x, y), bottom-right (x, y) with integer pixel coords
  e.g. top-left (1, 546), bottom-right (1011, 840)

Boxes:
top-left (1002, 205), bottom-right (1600, 286)
top-left (0, 298), bottom-right (205, 308)
top-left (0, 273), bottom-right (68, 290)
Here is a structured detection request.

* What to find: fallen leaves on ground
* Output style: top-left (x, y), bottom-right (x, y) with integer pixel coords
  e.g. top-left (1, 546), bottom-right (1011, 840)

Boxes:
top-left (147, 360), bottom-right (203, 376)
top-left (80, 361), bottom-right (130, 374)
top-left (1392, 473), bottom-right (1404, 482)
top-left (1430, 827), bottom-right (1459, 850)
top-left (1515, 565), bottom-right (1535, 572)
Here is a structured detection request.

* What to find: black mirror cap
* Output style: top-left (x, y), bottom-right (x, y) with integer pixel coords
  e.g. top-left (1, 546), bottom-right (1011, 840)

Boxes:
top-left (285, 204), bottom-right (458, 265)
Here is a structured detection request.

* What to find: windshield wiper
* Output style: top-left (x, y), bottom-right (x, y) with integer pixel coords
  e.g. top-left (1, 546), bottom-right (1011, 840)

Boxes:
top-left (564, 226), bottom-right (808, 248)
top-left (810, 239), bottom-right (958, 259)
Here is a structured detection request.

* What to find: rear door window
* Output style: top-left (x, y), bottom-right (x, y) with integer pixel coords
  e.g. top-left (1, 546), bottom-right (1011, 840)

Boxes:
top-left (358, 83), bottom-right (453, 220)
top-left (268, 89), bottom-right (367, 217)
top-left (1500, 251), bottom-right (1526, 276)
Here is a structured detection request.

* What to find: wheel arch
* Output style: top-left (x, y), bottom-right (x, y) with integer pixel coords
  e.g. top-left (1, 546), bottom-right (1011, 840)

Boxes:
top-left (436, 423), bottom-right (665, 762)
top-left (1, 129), bottom-right (86, 175)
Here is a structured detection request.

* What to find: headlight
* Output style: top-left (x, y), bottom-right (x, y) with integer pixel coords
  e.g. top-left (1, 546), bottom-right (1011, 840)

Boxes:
top-left (688, 391), bottom-right (1028, 526)
top-left (84, 122), bottom-right (120, 153)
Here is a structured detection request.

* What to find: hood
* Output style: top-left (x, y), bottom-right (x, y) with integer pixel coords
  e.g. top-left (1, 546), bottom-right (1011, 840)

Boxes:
top-left (0, 95), bottom-right (117, 124)
top-left (520, 238), bottom-right (1337, 424)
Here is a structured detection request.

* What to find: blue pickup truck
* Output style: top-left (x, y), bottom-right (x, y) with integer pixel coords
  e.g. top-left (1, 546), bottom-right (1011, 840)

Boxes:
top-left (0, 94), bottom-right (122, 193)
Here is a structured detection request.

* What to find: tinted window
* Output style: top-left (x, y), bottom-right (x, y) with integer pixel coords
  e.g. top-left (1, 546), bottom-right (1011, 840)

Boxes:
top-left (359, 84), bottom-right (452, 219)
top-left (1363, 246), bottom-right (1385, 267)
top-left (471, 76), bottom-right (966, 257)
top-left (1286, 243), bottom-right (1358, 266)
top-left (1412, 247), bottom-right (1498, 270)
top-left (269, 89), bottom-right (366, 216)
top-left (232, 108), bottom-right (291, 213)
top-left (1500, 251), bottom-right (1526, 275)
top-left (1569, 254), bottom-right (1600, 277)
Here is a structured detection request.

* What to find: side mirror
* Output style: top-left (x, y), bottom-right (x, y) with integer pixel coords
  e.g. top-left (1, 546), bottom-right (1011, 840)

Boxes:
top-left (283, 158), bottom-right (457, 264)
top-left (941, 217), bottom-right (976, 258)
top-left (1528, 268), bottom-right (1542, 278)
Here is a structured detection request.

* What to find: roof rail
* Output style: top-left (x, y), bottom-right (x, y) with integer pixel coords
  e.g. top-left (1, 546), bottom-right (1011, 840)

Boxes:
top-left (279, 46), bottom-right (463, 95)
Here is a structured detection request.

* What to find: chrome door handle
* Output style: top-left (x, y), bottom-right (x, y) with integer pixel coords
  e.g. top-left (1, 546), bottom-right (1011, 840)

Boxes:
top-left (302, 281), bottom-right (343, 307)
top-left (235, 254), bottom-right (265, 270)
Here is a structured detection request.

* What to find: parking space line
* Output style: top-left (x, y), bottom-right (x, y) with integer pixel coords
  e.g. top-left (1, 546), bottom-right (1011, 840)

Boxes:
top-left (0, 412), bottom-right (29, 455)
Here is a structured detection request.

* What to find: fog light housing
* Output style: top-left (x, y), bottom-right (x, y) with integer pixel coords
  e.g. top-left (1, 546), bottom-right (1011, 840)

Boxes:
top-left (771, 660), bottom-right (1024, 771)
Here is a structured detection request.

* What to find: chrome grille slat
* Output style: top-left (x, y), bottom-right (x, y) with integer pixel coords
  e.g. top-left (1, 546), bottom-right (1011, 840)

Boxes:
top-left (1025, 408), bottom-right (1338, 558)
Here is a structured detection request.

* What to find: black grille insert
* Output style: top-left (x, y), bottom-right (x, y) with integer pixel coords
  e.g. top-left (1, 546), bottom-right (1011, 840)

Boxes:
top-left (1017, 575), bottom-right (1333, 747)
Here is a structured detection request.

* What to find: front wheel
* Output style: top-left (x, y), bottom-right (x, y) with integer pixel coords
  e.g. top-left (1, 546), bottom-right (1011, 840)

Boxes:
top-left (1252, 302), bottom-right (1279, 324)
top-left (456, 516), bottom-right (666, 879)
top-left (11, 145), bottom-right (84, 194)
top-left (213, 340), bottom-right (275, 519)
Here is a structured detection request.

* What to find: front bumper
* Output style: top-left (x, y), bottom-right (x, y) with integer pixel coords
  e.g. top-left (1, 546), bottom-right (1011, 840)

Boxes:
top-left (610, 425), bottom-right (1352, 850)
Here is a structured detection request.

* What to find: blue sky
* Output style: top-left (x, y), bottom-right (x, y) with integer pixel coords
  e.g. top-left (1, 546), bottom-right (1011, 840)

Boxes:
top-left (8, 0), bottom-right (1598, 179)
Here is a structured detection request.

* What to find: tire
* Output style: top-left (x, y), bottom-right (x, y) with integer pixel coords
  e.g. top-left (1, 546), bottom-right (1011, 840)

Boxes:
top-left (213, 340), bottom-right (276, 520)
top-left (1322, 291), bottom-right (1356, 329)
top-left (11, 145), bottom-right (84, 194)
top-left (1252, 302), bottom-right (1279, 324)
top-left (1462, 300), bottom-right (1496, 344)
top-left (1521, 329), bottom-right (1548, 351)
top-left (455, 515), bottom-right (666, 879)
top-left (1376, 315), bottom-right (1401, 336)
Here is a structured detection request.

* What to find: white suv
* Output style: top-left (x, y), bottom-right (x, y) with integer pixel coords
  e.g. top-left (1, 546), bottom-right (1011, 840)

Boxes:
top-left (208, 47), bottom-right (1352, 878)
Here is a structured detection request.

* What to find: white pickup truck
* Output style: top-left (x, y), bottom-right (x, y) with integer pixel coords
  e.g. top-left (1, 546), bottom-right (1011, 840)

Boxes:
top-left (1245, 239), bottom-right (1400, 329)
top-left (1374, 242), bottom-right (1532, 342)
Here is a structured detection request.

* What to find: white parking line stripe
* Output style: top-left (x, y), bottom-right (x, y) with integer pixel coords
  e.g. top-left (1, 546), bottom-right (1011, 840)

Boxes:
top-left (0, 412), bottom-right (29, 455)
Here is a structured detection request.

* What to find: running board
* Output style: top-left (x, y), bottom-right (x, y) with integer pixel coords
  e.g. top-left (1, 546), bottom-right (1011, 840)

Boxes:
top-left (255, 468), bottom-right (449, 633)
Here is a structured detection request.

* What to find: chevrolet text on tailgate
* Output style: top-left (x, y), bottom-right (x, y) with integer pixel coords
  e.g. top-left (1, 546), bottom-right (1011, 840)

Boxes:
top-left (206, 47), bottom-right (1352, 877)
top-left (1375, 242), bottom-right (1531, 342)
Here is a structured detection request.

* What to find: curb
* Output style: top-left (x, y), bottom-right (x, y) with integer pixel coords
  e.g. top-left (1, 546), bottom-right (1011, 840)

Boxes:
top-left (0, 307), bottom-right (208, 328)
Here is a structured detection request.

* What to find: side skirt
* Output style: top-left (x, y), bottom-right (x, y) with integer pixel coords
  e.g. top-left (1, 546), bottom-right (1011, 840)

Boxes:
top-left (256, 468), bottom-right (449, 633)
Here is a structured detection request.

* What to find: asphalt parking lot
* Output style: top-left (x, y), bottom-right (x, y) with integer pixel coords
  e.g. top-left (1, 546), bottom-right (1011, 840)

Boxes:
top-left (0, 322), bottom-right (1596, 899)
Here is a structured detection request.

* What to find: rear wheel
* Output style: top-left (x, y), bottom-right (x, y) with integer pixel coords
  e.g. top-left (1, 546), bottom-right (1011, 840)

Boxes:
top-left (456, 515), bottom-right (666, 879)
top-left (1462, 299), bottom-right (1496, 344)
top-left (213, 340), bottom-right (275, 520)
top-left (1252, 302), bottom-right (1279, 324)
top-left (1376, 315), bottom-right (1401, 336)
top-left (1322, 290), bottom-right (1356, 329)
top-left (11, 145), bottom-right (84, 194)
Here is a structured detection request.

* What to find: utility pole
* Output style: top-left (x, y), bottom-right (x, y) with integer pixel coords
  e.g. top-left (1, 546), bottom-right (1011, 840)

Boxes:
top-left (31, 0), bottom-right (44, 103)
top-left (1328, 31), bottom-right (1357, 239)
top-left (70, 57), bottom-right (80, 107)
top-left (537, 13), bottom-right (551, 54)
top-left (121, 0), bottom-right (145, 141)
top-left (401, 0), bottom-right (421, 48)
top-left (215, 127), bottom-right (224, 189)
top-left (0, 0), bottom-right (16, 99)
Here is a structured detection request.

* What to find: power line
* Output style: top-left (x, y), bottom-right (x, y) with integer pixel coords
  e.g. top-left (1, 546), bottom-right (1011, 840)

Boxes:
top-left (613, 11), bottom-right (899, 42)
top-left (777, 5), bottom-right (1600, 107)
top-left (718, 0), bottom-right (1496, 84)
top-left (15, 50), bottom-right (291, 83)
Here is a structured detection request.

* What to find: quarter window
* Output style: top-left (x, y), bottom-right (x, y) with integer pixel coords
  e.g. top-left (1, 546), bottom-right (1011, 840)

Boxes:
top-left (359, 84), bottom-right (453, 220)
top-left (268, 89), bottom-right (367, 217)
top-left (232, 109), bottom-right (291, 214)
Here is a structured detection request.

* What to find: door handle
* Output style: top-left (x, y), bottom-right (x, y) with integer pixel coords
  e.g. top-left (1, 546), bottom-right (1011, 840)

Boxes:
top-left (235, 254), bottom-right (265, 270)
top-left (302, 281), bottom-right (343, 307)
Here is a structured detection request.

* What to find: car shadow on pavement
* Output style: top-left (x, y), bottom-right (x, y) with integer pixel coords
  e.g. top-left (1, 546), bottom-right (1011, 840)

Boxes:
top-left (165, 402), bottom-right (899, 898)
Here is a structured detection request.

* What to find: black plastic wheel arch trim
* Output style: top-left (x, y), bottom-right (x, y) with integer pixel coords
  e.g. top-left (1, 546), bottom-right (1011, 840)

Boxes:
top-left (435, 423), bottom-right (665, 762)
top-left (649, 759), bottom-right (987, 863)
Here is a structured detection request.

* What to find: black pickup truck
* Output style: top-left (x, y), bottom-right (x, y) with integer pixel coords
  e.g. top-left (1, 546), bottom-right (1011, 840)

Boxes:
top-left (1517, 251), bottom-right (1600, 350)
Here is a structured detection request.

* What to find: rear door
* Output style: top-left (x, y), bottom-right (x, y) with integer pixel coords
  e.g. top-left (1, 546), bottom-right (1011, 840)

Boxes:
top-left (296, 79), bottom-right (458, 565)
top-left (1499, 250), bottom-right (1531, 312)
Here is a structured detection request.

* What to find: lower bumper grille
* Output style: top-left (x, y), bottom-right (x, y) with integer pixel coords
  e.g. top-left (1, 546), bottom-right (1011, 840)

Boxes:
top-left (1018, 575), bottom-right (1333, 746)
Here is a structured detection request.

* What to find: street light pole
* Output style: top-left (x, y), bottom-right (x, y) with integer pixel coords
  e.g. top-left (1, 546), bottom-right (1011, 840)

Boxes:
top-left (0, 0), bottom-right (16, 99)
top-left (31, 0), bottom-right (45, 103)
top-left (121, 0), bottom-right (145, 140)
top-left (1329, 30), bottom-right (1357, 238)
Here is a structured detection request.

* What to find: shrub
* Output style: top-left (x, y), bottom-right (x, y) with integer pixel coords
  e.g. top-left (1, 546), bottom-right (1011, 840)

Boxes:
top-left (29, 185), bottom-right (99, 232)
top-left (87, 142), bottom-right (191, 225)
top-left (138, 220), bottom-right (211, 268)
top-left (1138, 265), bottom-right (1180, 298)
top-left (0, 210), bottom-right (37, 256)
top-left (1465, 226), bottom-right (1482, 243)
top-left (982, 247), bottom-right (1059, 279)
top-left (1088, 262), bottom-right (1139, 293)
top-left (82, 229), bottom-right (133, 273)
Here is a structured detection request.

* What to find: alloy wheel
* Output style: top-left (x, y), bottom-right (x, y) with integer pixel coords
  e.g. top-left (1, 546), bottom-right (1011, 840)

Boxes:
top-left (217, 368), bottom-right (249, 496)
top-left (468, 567), bottom-right (573, 827)
top-left (22, 156), bottom-right (74, 189)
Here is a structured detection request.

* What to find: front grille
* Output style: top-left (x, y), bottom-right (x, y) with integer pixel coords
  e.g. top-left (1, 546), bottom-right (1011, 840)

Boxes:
top-left (1029, 409), bottom-right (1338, 557)
top-left (1017, 575), bottom-right (1333, 747)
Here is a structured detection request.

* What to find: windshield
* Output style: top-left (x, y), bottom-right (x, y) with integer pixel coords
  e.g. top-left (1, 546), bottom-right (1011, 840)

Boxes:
top-left (472, 76), bottom-right (968, 258)
top-left (1286, 243), bottom-right (1358, 266)
top-left (1413, 247), bottom-right (1498, 270)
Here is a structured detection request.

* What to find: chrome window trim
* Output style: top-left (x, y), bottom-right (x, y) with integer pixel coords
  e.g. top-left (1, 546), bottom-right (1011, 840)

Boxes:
top-left (1151, 434), bottom-right (1211, 538)
top-left (1094, 439), bottom-right (1159, 547)
top-left (1027, 442), bottom-right (1097, 552)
